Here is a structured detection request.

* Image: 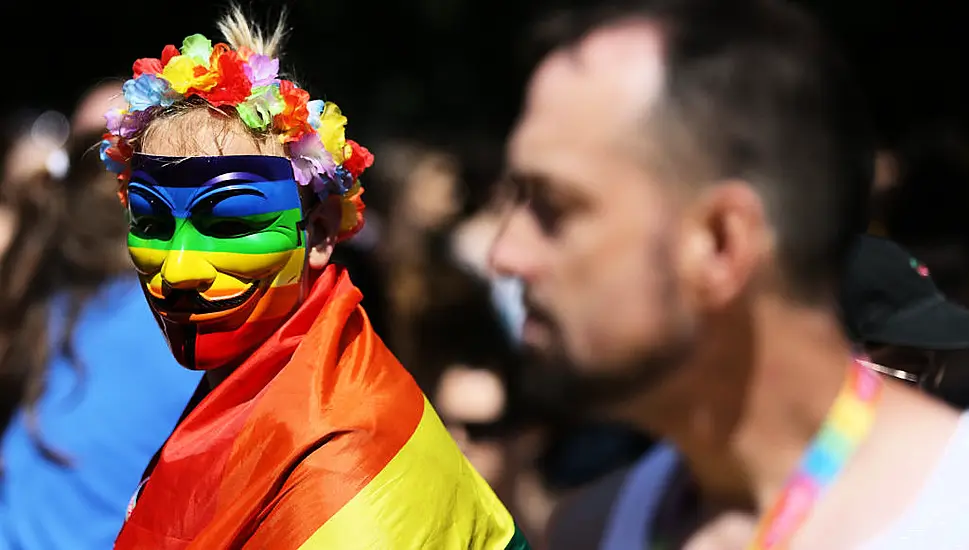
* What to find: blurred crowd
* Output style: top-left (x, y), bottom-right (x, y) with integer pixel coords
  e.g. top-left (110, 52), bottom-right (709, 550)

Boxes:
top-left (1, 2), bottom-right (969, 549)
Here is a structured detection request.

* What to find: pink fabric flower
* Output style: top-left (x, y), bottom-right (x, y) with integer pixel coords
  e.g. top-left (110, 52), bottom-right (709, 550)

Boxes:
top-left (244, 54), bottom-right (279, 88)
top-left (289, 133), bottom-right (336, 195)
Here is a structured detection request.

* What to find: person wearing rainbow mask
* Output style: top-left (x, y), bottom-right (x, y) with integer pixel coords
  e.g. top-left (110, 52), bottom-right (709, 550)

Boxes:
top-left (99, 8), bottom-right (529, 550)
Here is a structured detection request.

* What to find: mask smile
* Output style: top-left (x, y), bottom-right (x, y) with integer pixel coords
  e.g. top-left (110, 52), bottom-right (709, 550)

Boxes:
top-left (149, 280), bottom-right (263, 319)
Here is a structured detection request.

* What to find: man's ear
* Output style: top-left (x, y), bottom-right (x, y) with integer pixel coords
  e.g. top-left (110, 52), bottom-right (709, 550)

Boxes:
top-left (306, 197), bottom-right (341, 270)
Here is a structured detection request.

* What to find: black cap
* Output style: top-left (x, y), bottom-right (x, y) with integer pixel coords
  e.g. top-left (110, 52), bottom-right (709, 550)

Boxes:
top-left (839, 235), bottom-right (969, 350)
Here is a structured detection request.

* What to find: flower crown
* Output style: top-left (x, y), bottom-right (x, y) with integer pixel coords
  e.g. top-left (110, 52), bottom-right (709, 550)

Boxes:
top-left (99, 33), bottom-right (374, 240)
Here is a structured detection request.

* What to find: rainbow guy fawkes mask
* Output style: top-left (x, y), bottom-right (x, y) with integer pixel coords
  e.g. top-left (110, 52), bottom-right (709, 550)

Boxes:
top-left (126, 153), bottom-right (306, 370)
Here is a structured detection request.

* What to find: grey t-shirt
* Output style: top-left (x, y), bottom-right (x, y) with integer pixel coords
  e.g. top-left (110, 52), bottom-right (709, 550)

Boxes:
top-left (599, 411), bottom-right (969, 549)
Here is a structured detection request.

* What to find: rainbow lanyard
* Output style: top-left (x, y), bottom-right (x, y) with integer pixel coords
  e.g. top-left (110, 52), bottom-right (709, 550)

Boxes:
top-left (747, 359), bottom-right (884, 550)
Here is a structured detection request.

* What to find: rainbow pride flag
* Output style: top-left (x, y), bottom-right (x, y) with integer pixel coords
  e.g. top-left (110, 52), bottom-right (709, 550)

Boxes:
top-left (115, 265), bottom-right (530, 549)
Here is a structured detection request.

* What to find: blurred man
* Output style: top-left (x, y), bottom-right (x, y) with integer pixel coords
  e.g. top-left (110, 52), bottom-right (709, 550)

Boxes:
top-left (490, 0), bottom-right (969, 547)
top-left (546, 234), bottom-right (969, 549)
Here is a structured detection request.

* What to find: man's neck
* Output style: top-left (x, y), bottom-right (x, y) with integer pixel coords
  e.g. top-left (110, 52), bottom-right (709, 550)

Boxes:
top-left (632, 295), bottom-right (853, 514)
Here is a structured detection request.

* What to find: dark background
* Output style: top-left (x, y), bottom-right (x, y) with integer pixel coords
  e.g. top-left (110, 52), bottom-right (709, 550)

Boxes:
top-left (0, 0), bottom-right (965, 149)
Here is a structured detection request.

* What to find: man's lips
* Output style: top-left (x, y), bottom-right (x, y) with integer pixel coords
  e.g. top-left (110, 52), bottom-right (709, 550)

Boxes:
top-left (150, 283), bottom-right (260, 315)
top-left (521, 296), bottom-right (557, 348)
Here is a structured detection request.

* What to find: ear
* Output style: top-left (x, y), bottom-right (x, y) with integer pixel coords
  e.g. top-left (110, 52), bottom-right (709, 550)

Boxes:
top-left (305, 197), bottom-right (342, 270)
top-left (680, 181), bottom-right (770, 309)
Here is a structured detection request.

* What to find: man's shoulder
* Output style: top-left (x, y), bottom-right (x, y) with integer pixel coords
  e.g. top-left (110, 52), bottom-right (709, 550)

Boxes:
top-left (547, 444), bottom-right (680, 550)
top-left (546, 466), bottom-right (634, 550)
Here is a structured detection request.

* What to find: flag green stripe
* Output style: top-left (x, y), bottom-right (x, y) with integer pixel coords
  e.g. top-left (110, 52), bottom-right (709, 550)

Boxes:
top-left (505, 524), bottom-right (531, 550)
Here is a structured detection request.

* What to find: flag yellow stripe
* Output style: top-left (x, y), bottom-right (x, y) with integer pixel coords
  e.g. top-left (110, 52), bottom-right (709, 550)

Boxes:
top-left (296, 398), bottom-right (517, 550)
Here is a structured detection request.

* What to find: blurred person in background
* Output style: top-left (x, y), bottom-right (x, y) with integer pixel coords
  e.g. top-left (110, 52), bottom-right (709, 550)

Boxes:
top-left (545, 234), bottom-right (969, 549)
top-left (372, 140), bottom-right (515, 394)
top-left (885, 123), bottom-right (969, 307)
top-left (841, 235), bottom-right (969, 406)
top-left (0, 83), bottom-right (201, 550)
top-left (100, 9), bottom-right (527, 548)
top-left (491, 0), bottom-right (969, 547)
top-left (865, 145), bottom-right (899, 237)
top-left (364, 138), bottom-right (532, 535)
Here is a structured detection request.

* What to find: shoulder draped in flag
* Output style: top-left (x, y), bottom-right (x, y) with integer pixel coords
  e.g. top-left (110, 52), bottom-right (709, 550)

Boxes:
top-left (115, 265), bottom-right (530, 549)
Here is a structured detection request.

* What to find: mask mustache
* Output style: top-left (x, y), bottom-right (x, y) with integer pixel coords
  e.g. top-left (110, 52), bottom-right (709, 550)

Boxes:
top-left (152, 284), bottom-right (259, 314)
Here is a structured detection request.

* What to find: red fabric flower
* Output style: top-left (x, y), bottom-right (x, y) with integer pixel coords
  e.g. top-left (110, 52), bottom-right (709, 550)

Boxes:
top-left (133, 58), bottom-right (163, 78)
top-left (199, 44), bottom-right (253, 107)
top-left (103, 133), bottom-right (133, 206)
top-left (161, 45), bottom-right (179, 67)
top-left (132, 42), bottom-right (179, 78)
top-left (343, 140), bottom-right (374, 179)
top-left (274, 80), bottom-right (313, 143)
top-left (102, 133), bottom-right (133, 164)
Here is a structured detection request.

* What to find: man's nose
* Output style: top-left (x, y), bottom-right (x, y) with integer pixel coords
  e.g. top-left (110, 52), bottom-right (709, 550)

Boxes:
top-left (488, 209), bottom-right (542, 281)
top-left (160, 249), bottom-right (217, 291)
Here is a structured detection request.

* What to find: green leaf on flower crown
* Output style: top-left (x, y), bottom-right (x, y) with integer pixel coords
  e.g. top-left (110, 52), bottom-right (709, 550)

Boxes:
top-left (237, 102), bottom-right (269, 130)
top-left (181, 34), bottom-right (213, 67)
top-left (238, 85), bottom-right (286, 129)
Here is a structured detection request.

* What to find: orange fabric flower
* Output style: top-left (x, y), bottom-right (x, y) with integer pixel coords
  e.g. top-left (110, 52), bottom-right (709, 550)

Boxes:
top-left (274, 80), bottom-right (314, 143)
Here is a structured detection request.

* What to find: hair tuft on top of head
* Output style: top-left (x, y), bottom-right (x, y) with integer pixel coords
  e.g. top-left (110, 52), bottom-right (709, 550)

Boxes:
top-left (217, 4), bottom-right (288, 59)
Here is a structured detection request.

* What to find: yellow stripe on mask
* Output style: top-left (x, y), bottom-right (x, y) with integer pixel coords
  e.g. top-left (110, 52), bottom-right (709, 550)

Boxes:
top-left (129, 247), bottom-right (305, 296)
top-left (296, 398), bottom-right (518, 550)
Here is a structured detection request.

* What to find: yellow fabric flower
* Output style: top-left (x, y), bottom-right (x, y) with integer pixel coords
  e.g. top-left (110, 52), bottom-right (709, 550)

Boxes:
top-left (318, 102), bottom-right (348, 163)
top-left (161, 55), bottom-right (218, 95)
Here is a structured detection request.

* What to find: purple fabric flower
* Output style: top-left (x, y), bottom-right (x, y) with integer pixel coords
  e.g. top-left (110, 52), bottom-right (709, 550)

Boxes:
top-left (104, 108), bottom-right (150, 139)
top-left (104, 109), bottom-right (124, 134)
top-left (287, 134), bottom-right (358, 199)
top-left (290, 133), bottom-right (337, 197)
top-left (244, 54), bottom-right (279, 88)
top-left (291, 157), bottom-right (322, 188)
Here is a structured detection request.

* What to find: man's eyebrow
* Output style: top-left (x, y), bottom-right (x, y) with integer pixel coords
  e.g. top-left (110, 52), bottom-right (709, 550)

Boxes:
top-left (502, 170), bottom-right (549, 197)
top-left (505, 169), bottom-right (594, 208)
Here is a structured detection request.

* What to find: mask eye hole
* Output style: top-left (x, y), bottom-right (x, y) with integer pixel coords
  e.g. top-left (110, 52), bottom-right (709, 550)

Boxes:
top-left (193, 216), bottom-right (275, 239)
top-left (128, 187), bottom-right (175, 240)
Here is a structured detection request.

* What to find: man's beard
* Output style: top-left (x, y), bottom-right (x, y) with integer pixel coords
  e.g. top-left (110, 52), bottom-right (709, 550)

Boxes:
top-left (508, 323), bottom-right (696, 427)
top-left (508, 237), bottom-right (696, 426)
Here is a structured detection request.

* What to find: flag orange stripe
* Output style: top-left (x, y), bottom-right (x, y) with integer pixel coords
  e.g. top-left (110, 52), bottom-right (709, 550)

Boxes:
top-left (186, 283), bottom-right (426, 548)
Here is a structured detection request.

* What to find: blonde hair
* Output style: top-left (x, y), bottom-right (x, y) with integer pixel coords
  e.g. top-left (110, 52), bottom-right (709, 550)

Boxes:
top-left (217, 5), bottom-right (288, 59)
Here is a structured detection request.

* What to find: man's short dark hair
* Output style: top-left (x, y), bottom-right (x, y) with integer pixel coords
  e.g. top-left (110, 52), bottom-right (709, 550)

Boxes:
top-left (528, 0), bottom-right (874, 302)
